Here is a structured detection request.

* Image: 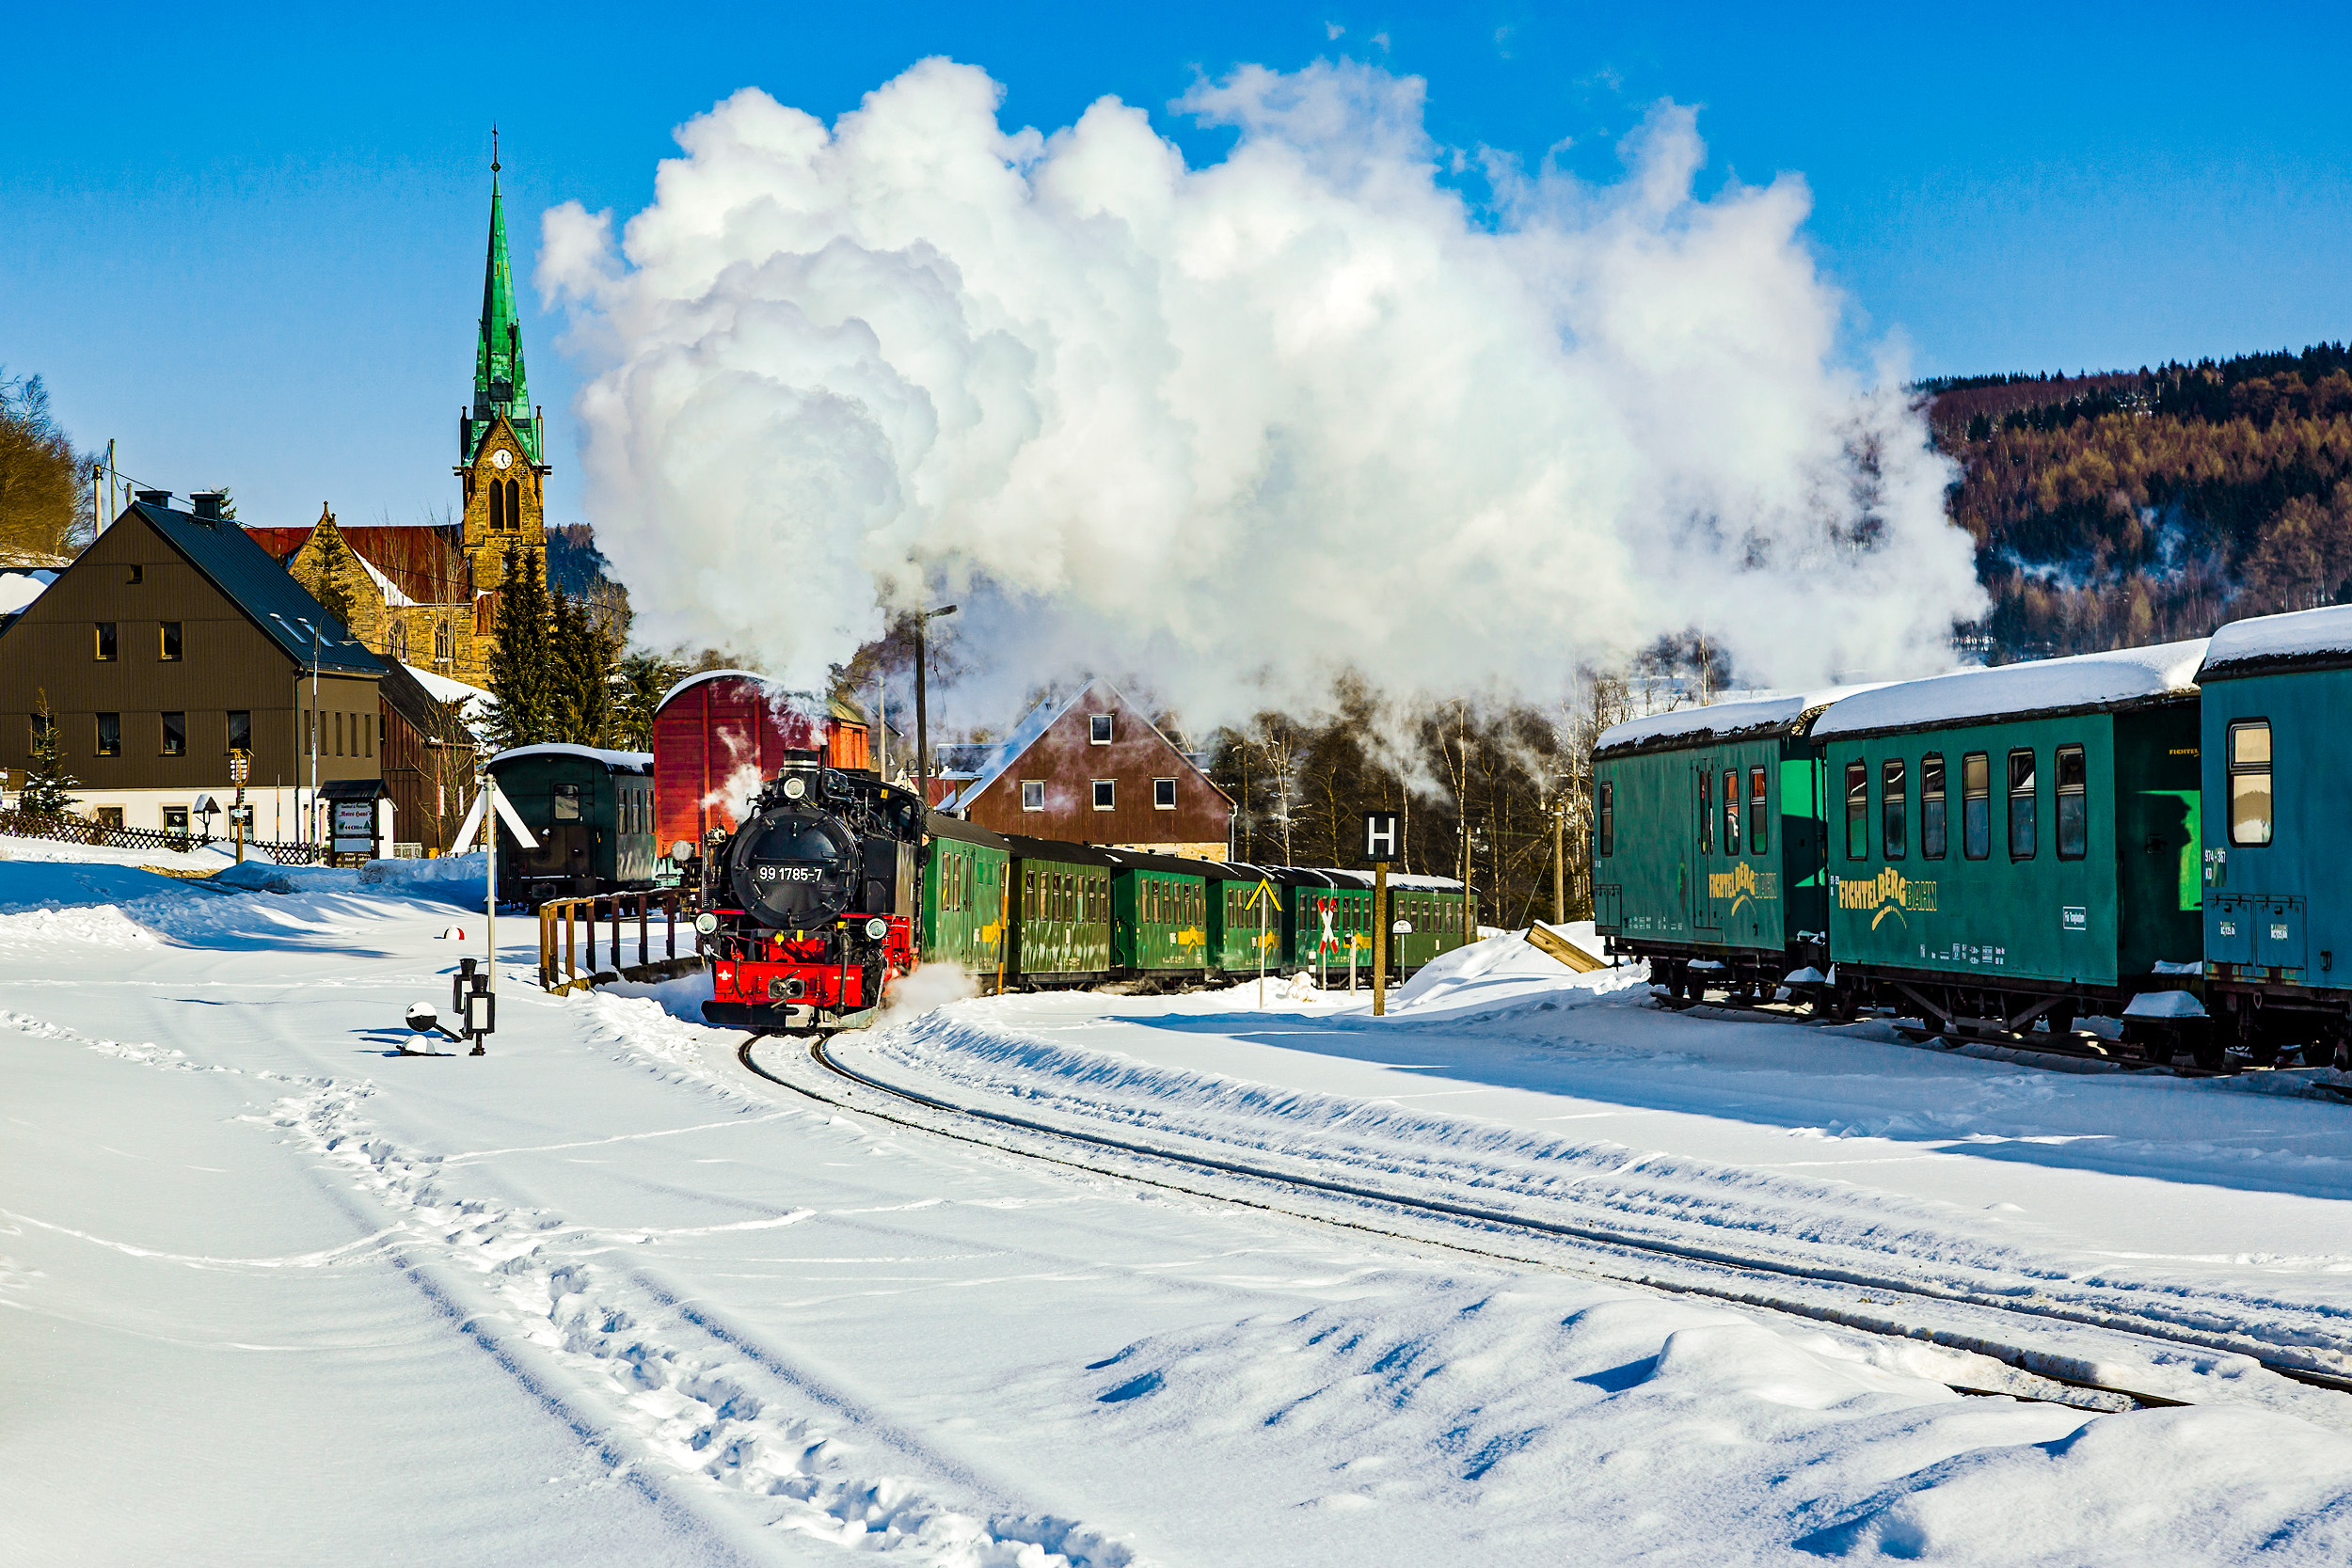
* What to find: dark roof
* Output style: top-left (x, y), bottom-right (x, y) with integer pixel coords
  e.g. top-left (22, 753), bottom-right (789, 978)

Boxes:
top-left (378, 659), bottom-right (473, 746)
top-left (1099, 847), bottom-right (1217, 879)
top-left (998, 832), bottom-right (1119, 868)
top-left (135, 500), bottom-right (385, 676)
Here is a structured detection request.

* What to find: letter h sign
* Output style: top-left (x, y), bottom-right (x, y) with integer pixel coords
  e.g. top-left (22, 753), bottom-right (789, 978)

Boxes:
top-left (1362, 810), bottom-right (1401, 863)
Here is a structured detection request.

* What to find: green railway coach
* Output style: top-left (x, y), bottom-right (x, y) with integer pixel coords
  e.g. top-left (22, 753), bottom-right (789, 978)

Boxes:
top-left (486, 743), bottom-right (658, 904)
top-left (1104, 849), bottom-right (1211, 978)
top-left (1001, 834), bottom-right (1114, 986)
top-left (1209, 863), bottom-right (1291, 975)
top-left (2193, 607), bottom-right (2352, 1068)
top-left (1811, 642), bottom-right (2206, 1036)
top-left (924, 815), bottom-right (1009, 982)
top-left (1591, 691), bottom-right (1848, 1002)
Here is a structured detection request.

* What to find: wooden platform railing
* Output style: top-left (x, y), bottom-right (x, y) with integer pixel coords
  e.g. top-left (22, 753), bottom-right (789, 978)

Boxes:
top-left (539, 890), bottom-right (695, 994)
top-left (0, 807), bottom-right (330, 863)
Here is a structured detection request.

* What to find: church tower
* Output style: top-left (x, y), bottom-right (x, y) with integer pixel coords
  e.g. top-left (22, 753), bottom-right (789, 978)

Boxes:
top-left (457, 141), bottom-right (547, 596)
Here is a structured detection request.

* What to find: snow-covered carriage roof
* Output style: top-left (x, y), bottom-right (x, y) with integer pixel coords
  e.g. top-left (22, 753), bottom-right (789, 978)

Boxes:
top-left (1809, 639), bottom-right (2208, 740)
top-left (1594, 688), bottom-right (1883, 758)
top-left (2197, 604), bottom-right (2352, 682)
top-left (486, 743), bottom-right (654, 774)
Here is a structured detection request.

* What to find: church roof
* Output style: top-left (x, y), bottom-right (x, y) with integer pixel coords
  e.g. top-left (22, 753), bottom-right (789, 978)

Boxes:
top-left (246, 522), bottom-right (473, 604)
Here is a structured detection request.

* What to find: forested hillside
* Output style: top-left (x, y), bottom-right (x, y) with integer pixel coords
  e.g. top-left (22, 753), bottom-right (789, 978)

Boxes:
top-left (1927, 343), bottom-right (2352, 660)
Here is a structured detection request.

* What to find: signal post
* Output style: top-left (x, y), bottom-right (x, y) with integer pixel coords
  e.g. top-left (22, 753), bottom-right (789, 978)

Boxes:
top-left (1363, 809), bottom-right (1400, 1016)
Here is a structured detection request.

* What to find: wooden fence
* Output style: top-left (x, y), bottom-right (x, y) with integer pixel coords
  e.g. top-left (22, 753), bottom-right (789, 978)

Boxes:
top-left (0, 808), bottom-right (329, 864)
top-left (539, 890), bottom-right (696, 994)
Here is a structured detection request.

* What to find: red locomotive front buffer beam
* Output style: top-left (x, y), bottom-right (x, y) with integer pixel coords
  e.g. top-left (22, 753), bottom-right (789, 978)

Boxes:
top-left (709, 915), bottom-right (915, 1017)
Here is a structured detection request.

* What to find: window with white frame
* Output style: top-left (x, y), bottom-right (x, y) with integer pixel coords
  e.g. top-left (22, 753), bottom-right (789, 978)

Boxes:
top-left (1092, 779), bottom-right (1115, 810)
top-left (1153, 777), bottom-right (1176, 809)
top-left (1089, 713), bottom-right (1113, 744)
top-left (1021, 780), bottom-right (1044, 811)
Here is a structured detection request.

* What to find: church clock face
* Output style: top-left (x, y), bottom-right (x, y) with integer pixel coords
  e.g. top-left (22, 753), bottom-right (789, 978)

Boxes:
top-left (491, 449), bottom-right (513, 470)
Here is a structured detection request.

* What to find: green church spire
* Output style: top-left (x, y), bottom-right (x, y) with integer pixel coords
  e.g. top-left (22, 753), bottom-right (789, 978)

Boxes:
top-left (464, 133), bottom-right (543, 464)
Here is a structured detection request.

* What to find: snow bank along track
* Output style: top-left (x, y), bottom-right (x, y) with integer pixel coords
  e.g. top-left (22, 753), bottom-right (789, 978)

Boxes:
top-left (737, 1036), bottom-right (2352, 1424)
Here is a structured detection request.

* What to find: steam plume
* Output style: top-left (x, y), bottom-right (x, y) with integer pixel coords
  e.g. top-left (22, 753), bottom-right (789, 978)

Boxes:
top-left (541, 57), bottom-right (1984, 723)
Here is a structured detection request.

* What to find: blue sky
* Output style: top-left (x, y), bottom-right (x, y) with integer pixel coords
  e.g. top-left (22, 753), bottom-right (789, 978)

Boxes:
top-left (6, 2), bottom-right (2349, 536)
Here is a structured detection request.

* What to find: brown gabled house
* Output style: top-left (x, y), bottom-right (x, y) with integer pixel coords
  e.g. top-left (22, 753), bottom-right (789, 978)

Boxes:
top-left (0, 491), bottom-right (386, 841)
top-left (942, 678), bottom-right (1232, 858)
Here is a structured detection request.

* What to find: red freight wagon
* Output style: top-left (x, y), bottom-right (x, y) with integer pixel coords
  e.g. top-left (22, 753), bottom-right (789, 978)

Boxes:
top-left (651, 671), bottom-right (873, 852)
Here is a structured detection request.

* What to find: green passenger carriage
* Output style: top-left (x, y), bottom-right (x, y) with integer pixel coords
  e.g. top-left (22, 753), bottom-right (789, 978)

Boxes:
top-left (1591, 691), bottom-right (1846, 1002)
top-left (924, 814), bottom-right (1009, 982)
top-left (1001, 834), bottom-right (1114, 987)
top-left (485, 743), bottom-right (658, 905)
top-left (2193, 607), bottom-right (2352, 1068)
top-left (1811, 642), bottom-right (2206, 1040)
top-left (1102, 849), bottom-right (1211, 979)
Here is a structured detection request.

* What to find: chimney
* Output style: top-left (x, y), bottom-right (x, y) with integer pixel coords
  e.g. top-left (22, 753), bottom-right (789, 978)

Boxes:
top-left (135, 489), bottom-right (172, 509)
top-left (190, 491), bottom-right (225, 523)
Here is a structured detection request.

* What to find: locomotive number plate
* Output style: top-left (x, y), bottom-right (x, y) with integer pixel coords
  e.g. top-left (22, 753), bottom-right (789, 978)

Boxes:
top-left (755, 865), bottom-right (822, 882)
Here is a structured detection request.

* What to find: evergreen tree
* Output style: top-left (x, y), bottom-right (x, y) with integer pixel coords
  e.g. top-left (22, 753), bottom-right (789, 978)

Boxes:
top-left (549, 585), bottom-right (617, 746)
top-left (611, 653), bottom-right (680, 751)
top-left (19, 688), bottom-right (77, 816)
top-left (486, 542), bottom-right (555, 750)
top-left (310, 526), bottom-right (360, 637)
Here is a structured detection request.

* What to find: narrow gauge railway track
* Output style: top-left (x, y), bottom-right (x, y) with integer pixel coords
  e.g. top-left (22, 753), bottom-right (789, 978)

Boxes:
top-left (737, 1037), bottom-right (2352, 1418)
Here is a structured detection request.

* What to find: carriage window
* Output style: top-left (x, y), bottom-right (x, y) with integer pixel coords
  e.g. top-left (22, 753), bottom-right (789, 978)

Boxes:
top-left (1882, 758), bottom-right (1907, 860)
top-left (2008, 749), bottom-right (2037, 860)
top-left (2229, 721), bottom-right (2272, 847)
top-left (1597, 782), bottom-right (1614, 857)
top-left (1699, 770), bottom-right (1712, 853)
top-left (2056, 745), bottom-right (2088, 859)
top-left (1024, 869), bottom-right (1036, 918)
top-left (1844, 761), bottom-right (1868, 860)
top-left (1723, 769), bottom-right (1740, 855)
top-left (1748, 768), bottom-right (1767, 853)
top-left (1963, 752), bottom-right (1991, 860)
top-left (1920, 754), bottom-right (1947, 859)
top-left (552, 784), bottom-right (581, 821)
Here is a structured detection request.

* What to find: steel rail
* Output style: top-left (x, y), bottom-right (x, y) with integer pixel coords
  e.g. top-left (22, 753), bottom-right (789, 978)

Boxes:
top-left (738, 1037), bottom-right (2352, 1414)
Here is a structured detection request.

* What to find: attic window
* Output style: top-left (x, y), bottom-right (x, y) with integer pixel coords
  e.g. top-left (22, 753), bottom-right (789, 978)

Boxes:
top-left (1089, 714), bottom-right (1113, 744)
top-left (1021, 780), bottom-right (1043, 812)
top-left (127, 564), bottom-right (143, 584)
top-left (1154, 778), bottom-right (1176, 810)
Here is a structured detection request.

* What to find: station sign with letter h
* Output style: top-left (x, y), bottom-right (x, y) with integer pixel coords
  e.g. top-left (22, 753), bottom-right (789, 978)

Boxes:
top-left (1362, 810), bottom-right (1401, 864)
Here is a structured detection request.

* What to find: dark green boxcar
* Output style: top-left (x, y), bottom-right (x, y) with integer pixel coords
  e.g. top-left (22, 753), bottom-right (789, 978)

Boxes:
top-left (487, 743), bottom-right (657, 903)
top-left (1002, 834), bottom-right (1113, 985)
top-left (1813, 642), bottom-right (2205, 1033)
top-left (1104, 849), bottom-right (1211, 975)
top-left (2195, 608), bottom-right (2352, 1066)
top-left (1591, 692), bottom-right (1841, 1000)
top-left (924, 815), bottom-right (1009, 985)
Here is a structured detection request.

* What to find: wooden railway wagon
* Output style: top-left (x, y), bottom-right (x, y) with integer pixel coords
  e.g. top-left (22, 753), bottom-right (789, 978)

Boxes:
top-left (1103, 848), bottom-right (1212, 981)
top-left (924, 814), bottom-right (1009, 980)
top-left (486, 744), bottom-right (657, 904)
top-left (652, 672), bottom-right (872, 857)
top-left (1591, 690), bottom-right (1846, 1002)
top-left (1812, 641), bottom-right (2207, 1044)
top-left (2193, 606), bottom-right (2352, 1068)
top-left (1000, 834), bottom-right (1115, 986)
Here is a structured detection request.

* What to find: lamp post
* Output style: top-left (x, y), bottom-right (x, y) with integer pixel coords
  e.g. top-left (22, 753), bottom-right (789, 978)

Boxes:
top-left (912, 602), bottom-right (957, 815)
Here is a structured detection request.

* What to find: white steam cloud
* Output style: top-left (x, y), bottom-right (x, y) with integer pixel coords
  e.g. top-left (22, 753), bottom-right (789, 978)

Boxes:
top-left (542, 57), bottom-right (1984, 724)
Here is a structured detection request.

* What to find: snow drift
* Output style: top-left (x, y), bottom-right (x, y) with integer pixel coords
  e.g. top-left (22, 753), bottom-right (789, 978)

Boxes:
top-left (542, 57), bottom-right (1985, 724)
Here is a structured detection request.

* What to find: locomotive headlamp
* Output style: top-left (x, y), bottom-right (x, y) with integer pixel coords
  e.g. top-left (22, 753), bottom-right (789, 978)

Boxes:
top-left (780, 775), bottom-right (808, 800)
top-left (694, 912), bottom-right (720, 935)
top-left (866, 917), bottom-right (888, 940)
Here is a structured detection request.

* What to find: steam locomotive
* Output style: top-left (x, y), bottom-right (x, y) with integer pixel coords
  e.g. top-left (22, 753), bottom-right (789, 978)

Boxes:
top-left (692, 751), bottom-right (927, 1033)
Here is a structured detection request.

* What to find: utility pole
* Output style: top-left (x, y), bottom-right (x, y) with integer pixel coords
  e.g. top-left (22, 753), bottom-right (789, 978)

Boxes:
top-left (1552, 786), bottom-right (1566, 927)
top-left (310, 622), bottom-right (320, 847)
top-left (912, 603), bottom-right (957, 814)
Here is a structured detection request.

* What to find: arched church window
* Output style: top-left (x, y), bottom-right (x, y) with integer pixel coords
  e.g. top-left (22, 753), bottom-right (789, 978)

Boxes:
top-left (435, 620), bottom-right (453, 666)
top-left (504, 477), bottom-right (521, 530)
top-left (489, 479), bottom-right (507, 533)
top-left (389, 622), bottom-right (407, 662)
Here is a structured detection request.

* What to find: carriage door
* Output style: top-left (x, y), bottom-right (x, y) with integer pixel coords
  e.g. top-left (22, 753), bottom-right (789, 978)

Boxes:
top-left (1692, 760), bottom-right (1721, 935)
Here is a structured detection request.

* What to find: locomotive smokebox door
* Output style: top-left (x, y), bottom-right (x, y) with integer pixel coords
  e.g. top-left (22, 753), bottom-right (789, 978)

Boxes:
top-left (1363, 810), bottom-right (1402, 864)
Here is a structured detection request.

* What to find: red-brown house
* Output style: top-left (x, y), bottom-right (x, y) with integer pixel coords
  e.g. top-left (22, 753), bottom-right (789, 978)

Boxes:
top-left (943, 679), bottom-right (1232, 857)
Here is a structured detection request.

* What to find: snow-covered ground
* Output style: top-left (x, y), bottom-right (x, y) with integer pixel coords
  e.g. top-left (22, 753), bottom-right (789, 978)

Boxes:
top-left (5, 838), bottom-right (2350, 1564)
